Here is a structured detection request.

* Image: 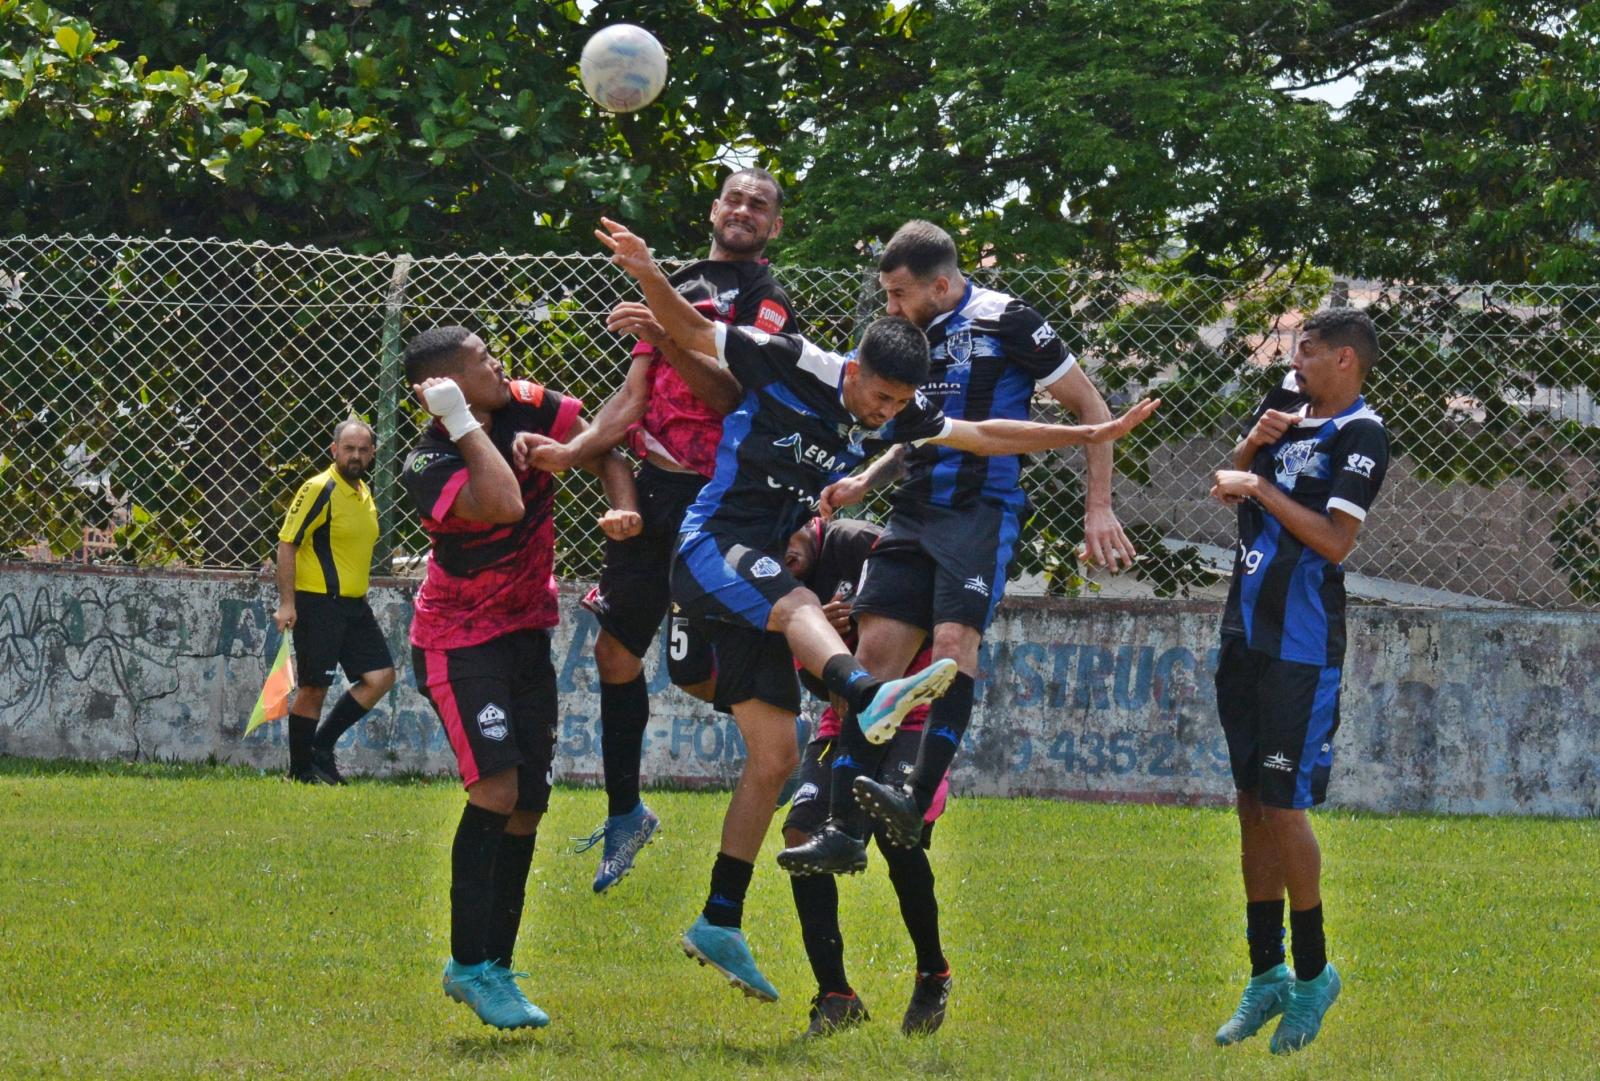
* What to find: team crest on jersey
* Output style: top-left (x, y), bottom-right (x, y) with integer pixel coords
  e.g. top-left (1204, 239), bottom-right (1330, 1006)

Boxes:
top-left (477, 703), bottom-right (508, 742)
top-left (751, 556), bottom-right (782, 579)
top-left (944, 328), bottom-right (973, 366)
top-left (1274, 440), bottom-right (1318, 488)
top-left (409, 452), bottom-right (442, 474)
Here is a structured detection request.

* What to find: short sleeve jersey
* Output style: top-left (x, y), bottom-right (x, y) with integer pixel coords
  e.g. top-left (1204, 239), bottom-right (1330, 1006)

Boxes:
top-left (401, 380), bottom-right (583, 651)
top-left (1221, 381), bottom-right (1390, 667)
top-left (680, 324), bottom-right (951, 553)
top-left (277, 466), bottom-right (379, 598)
top-left (897, 283), bottom-right (1077, 513)
top-left (630, 258), bottom-right (797, 477)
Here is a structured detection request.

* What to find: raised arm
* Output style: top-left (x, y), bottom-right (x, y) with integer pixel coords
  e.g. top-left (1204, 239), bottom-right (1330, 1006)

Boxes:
top-left (518, 353), bottom-right (651, 474)
top-left (929, 399), bottom-right (1159, 456)
top-left (1231, 409), bottom-right (1297, 470)
top-left (607, 300), bottom-right (742, 415)
top-left (415, 377), bottom-right (524, 524)
top-left (596, 218), bottom-right (718, 358)
top-left (568, 414), bottom-right (642, 541)
top-left (818, 443), bottom-right (907, 518)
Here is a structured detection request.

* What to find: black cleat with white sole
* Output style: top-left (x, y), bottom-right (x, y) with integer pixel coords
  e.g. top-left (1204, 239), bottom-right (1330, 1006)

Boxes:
top-left (852, 776), bottom-right (923, 849)
top-left (775, 822), bottom-right (867, 876)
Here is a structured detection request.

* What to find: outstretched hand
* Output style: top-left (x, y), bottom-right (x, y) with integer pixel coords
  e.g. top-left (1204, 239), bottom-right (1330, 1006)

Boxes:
top-left (595, 217), bottom-right (655, 279)
top-left (1084, 398), bottom-right (1160, 443)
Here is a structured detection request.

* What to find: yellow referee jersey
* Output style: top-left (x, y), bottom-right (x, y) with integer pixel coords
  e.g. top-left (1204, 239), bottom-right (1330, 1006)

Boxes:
top-left (278, 466), bottom-right (379, 597)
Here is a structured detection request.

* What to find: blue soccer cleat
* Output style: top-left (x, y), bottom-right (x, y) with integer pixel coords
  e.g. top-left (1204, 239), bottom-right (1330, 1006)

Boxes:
top-left (1214, 963), bottom-right (1293, 1045)
top-left (576, 802), bottom-right (660, 894)
top-left (857, 658), bottom-right (958, 745)
top-left (1270, 962), bottom-right (1341, 1054)
top-left (490, 966), bottom-right (550, 1029)
top-left (681, 915), bottom-right (779, 1002)
top-left (442, 958), bottom-right (543, 1030)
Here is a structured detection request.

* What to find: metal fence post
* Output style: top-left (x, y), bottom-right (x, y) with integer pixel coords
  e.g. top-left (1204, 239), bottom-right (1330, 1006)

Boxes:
top-left (372, 253), bottom-right (413, 578)
top-left (852, 262), bottom-right (880, 347)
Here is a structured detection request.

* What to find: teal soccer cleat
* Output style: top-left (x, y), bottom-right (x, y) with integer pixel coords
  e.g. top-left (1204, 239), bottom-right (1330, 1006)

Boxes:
top-left (680, 916), bottom-right (779, 1002)
top-left (577, 802), bottom-right (661, 894)
top-left (857, 658), bottom-right (958, 745)
top-left (1214, 963), bottom-right (1293, 1045)
top-left (1270, 963), bottom-right (1341, 1054)
top-left (443, 958), bottom-right (545, 1029)
top-left (489, 966), bottom-right (550, 1029)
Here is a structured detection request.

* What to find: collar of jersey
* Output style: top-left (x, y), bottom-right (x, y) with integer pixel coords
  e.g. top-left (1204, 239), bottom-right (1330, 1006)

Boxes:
top-left (925, 280), bottom-right (975, 333)
top-left (1292, 394), bottom-right (1367, 428)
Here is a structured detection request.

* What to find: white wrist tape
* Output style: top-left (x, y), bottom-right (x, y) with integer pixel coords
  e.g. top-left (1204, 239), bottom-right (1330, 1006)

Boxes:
top-left (423, 380), bottom-right (482, 442)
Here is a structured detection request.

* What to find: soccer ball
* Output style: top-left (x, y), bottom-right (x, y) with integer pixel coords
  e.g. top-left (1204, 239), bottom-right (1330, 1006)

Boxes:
top-left (579, 25), bottom-right (668, 113)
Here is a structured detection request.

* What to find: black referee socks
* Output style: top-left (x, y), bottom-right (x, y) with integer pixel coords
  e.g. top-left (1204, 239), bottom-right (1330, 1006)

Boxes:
top-left (287, 713), bottom-right (317, 774)
top-left (822, 654), bottom-right (881, 716)
top-left (311, 693), bottom-right (369, 754)
top-left (599, 674), bottom-right (650, 817)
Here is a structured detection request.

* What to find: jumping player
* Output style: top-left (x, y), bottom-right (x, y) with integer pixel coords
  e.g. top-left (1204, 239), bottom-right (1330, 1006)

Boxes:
top-left (598, 216), bottom-right (1158, 1003)
top-left (523, 169), bottom-right (797, 895)
top-left (779, 219), bottom-right (1137, 873)
top-left (400, 326), bottom-right (639, 1030)
top-left (1208, 307), bottom-right (1388, 1054)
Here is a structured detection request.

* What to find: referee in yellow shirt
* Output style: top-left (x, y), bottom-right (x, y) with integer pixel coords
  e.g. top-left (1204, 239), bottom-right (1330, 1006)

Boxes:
top-left (273, 419), bottom-right (397, 783)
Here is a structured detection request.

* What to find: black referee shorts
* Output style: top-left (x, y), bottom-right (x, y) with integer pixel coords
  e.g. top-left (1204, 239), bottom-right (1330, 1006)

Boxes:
top-left (291, 591), bottom-right (394, 689)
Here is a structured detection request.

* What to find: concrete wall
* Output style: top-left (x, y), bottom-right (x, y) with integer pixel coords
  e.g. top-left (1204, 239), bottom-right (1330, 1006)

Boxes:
top-left (1, 563), bottom-right (1594, 817)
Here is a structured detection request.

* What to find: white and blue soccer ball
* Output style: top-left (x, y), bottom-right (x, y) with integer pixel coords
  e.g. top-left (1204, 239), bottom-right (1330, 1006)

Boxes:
top-left (579, 24), bottom-right (668, 114)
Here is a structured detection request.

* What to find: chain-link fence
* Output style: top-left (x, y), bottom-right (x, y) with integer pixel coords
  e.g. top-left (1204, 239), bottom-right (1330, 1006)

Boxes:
top-left (2, 235), bottom-right (1597, 609)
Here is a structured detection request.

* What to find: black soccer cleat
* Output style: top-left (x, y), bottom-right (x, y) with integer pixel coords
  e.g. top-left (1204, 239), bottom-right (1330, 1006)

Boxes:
top-left (901, 968), bottom-right (952, 1036)
top-left (852, 776), bottom-right (923, 849)
top-left (805, 990), bottom-right (869, 1038)
top-left (308, 747), bottom-right (347, 786)
top-left (775, 823), bottom-right (867, 877)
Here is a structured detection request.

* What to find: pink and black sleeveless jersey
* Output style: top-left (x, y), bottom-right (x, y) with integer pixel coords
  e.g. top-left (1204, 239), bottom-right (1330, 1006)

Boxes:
top-left (402, 380), bottom-right (582, 651)
top-left (629, 258), bottom-right (796, 477)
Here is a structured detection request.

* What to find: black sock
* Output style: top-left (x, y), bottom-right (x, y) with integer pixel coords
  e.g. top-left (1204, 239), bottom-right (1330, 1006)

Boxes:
top-left (1289, 903), bottom-right (1326, 981)
top-left (312, 692), bottom-right (369, 753)
top-left (909, 672), bottom-right (975, 810)
top-left (449, 802), bottom-right (509, 965)
top-left (882, 843), bottom-right (947, 975)
top-left (827, 719), bottom-right (886, 838)
top-left (486, 831), bottom-right (536, 968)
top-left (287, 713), bottom-right (317, 773)
top-left (703, 851), bottom-right (754, 928)
top-left (821, 654), bottom-right (880, 716)
top-left (599, 675), bottom-right (649, 817)
top-left (1246, 899), bottom-right (1287, 976)
top-left (790, 873), bottom-right (850, 995)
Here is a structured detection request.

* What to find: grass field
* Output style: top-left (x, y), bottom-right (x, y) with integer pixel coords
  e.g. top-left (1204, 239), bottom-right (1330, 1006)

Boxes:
top-left (1, 758), bottom-right (1596, 1080)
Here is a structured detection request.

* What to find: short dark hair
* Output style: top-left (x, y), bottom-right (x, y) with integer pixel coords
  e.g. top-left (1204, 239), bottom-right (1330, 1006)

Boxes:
top-left (857, 317), bottom-right (930, 387)
top-left (878, 220), bottom-right (960, 281)
top-left (723, 167), bottom-right (783, 209)
top-left (1303, 307), bottom-right (1379, 374)
top-left (403, 326), bottom-right (474, 385)
top-left (332, 417), bottom-right (373, 443)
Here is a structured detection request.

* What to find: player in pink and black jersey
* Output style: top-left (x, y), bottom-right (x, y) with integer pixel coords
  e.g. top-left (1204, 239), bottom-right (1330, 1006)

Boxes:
top-left (400, 326), bottom-right (639, 1031)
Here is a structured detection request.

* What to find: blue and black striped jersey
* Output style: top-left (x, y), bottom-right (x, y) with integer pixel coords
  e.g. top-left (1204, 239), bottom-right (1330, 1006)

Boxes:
top-left (681, 323), bottom-right (951, 553)
top-left (896, 283), bottom-right (1077, 512)
top-left (1221, 383), bottom-right (1390, 667)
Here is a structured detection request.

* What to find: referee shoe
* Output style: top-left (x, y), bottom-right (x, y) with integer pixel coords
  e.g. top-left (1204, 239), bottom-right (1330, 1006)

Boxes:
top-left (857, 659), bottom-right (958, 745)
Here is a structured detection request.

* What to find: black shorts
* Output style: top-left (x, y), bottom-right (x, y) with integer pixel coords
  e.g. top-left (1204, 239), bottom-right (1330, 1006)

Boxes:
top-left (853, 502), bottom-right (1022, 632)
top-left (411, 629), bottom-right (557, 809)
top-left (291, 591), bottom-right (394, 689)
top-left (582, 463), bottom-right (714, 686)
top-left (1214, 635), bottom-right (1342, 810)
top-left (670, 530), bottom-right (802, 633)
top-left (704, 622), bottom-right (801, 715)
top-left (782, 727), bottom-right (940, 849)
